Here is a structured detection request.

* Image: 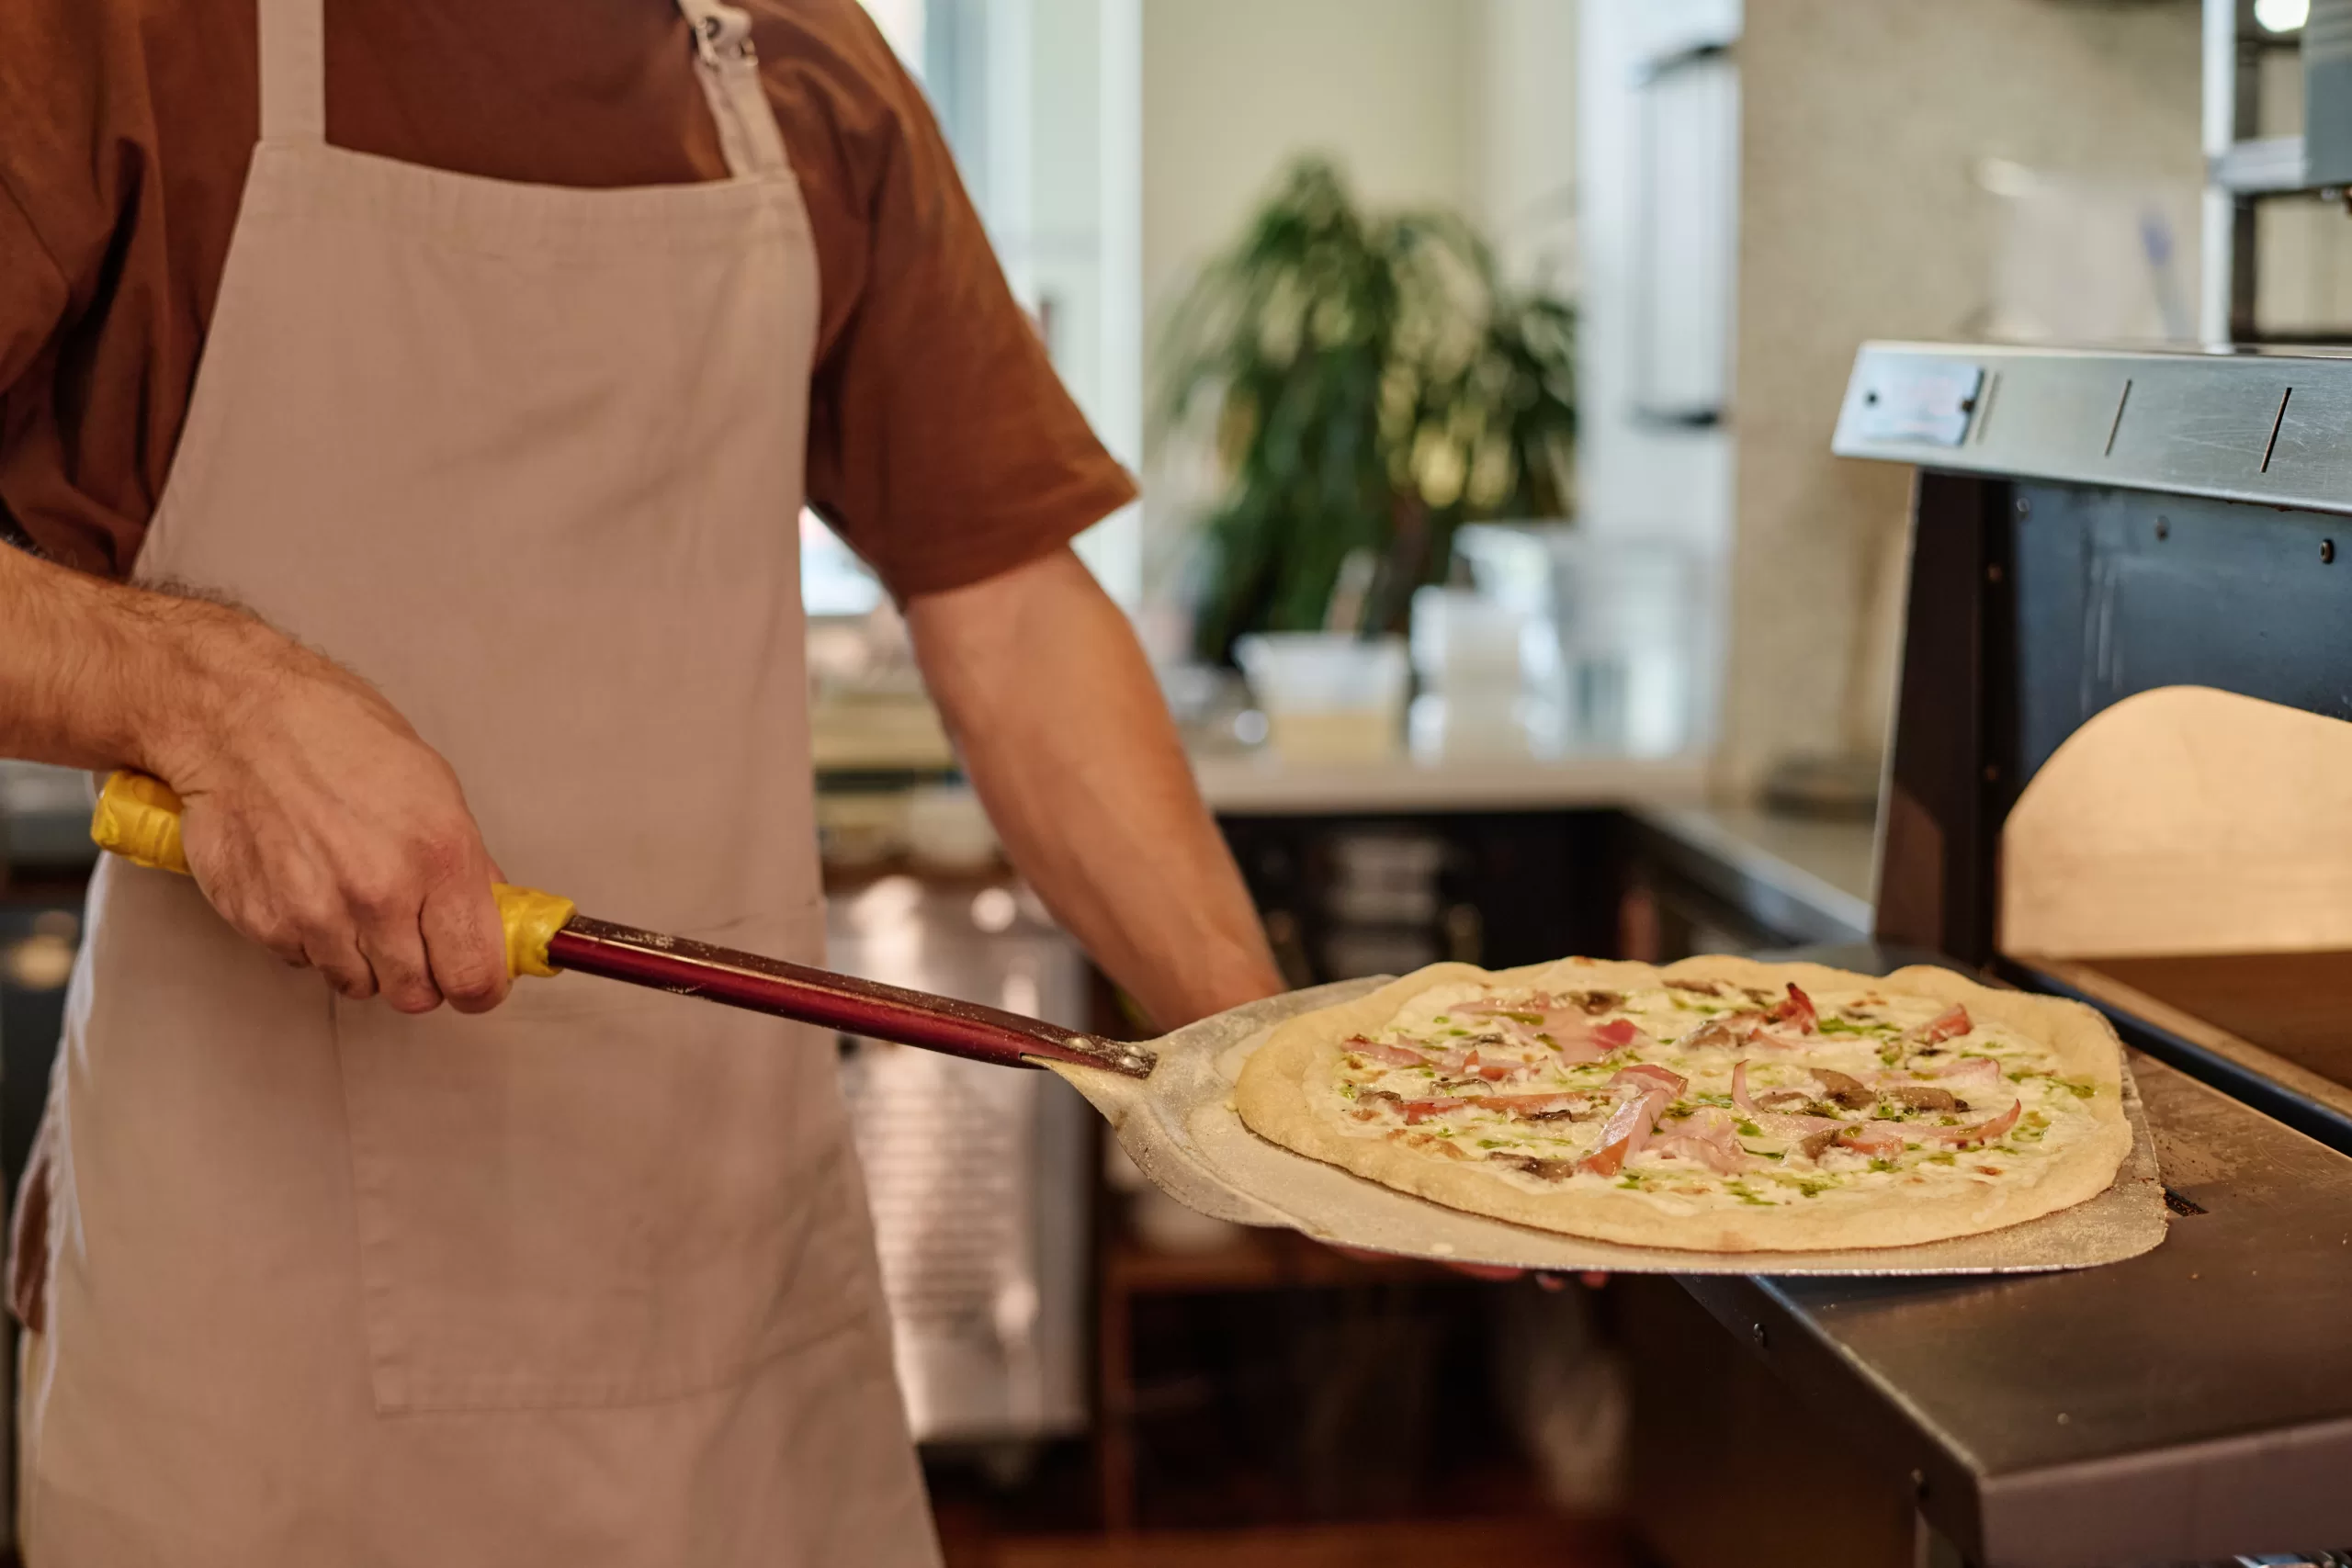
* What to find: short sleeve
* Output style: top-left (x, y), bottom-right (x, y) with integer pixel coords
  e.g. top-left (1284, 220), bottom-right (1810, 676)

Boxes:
top-left (772, 2), bottom-right (1136, 601)
top-left (0, 0), bottom-right (201, 581)
top-left (0, 183), bottom-right (106, 570)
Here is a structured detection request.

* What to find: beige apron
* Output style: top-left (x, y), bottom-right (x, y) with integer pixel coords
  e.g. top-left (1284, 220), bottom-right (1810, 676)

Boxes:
top-left (15, 0), bottom-right (936, 1560)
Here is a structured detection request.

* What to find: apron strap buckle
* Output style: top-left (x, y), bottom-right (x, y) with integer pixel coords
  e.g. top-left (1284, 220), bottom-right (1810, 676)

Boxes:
top-left (688, 2), bottom-right (757, 67)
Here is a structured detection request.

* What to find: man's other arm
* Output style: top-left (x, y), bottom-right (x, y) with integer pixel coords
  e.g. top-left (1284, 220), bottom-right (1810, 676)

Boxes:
top-left (905, 546), bottom-right (1283, 1031)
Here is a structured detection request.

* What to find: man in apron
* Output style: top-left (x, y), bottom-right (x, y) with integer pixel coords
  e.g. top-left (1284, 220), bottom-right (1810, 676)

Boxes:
top-left (0, 0), bottom-right (1284, 1561)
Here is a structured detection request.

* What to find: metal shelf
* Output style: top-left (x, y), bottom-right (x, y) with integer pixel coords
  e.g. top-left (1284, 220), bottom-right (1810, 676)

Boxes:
top-left (2203, 0), bottom-right (2352, 339)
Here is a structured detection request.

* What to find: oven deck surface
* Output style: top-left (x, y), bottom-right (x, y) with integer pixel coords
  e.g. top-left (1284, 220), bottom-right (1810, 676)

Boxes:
top-left (2075, 951), bottom-right (2352, 1089)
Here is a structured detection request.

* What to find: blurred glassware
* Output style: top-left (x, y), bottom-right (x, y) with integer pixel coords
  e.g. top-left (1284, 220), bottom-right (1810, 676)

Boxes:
top-left (1456, 524), bottom-right (1696, 757)
top-left (1156, 661), bottom-right (1266, 757)
top-left (1552, 533), bottom-right (1694, 757)
top-left (1453, 523), bottom-right (1569, 691)
top-left (1233, 633), bottom-right (1409, 764)
top-left (1407, 585), bottom-right (1544, 760)
top-left (1408, 585), bottom-right (1525, 689)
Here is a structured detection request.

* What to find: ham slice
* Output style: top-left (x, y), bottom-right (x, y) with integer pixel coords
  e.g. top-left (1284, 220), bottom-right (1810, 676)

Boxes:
top-left (1347, 1036), bottom-right (1429, 1067)
top-left (1908, 1003), bottom-right (1973, 1045)
top-left (1646, 1139), bottom-right (1747, 1176)
top-left (1577, 1088), bottom-right (1669, 1177)
top-left (1836, 1122), bottom-right (1907, 1159)
top-left (1731, 1058), bottom-right (1761, 1115)
top-left (1743, 1021), bottom-right (1815, 1051)
top-left (1611, 1063), bottom-right (1689, 1099)
top-left (1732, 1060), bottom-right (1841, 1141)
top-left (1924, 1055), bottom-right (2007, 1097)
top-left (1921, 1099), bottom-right (2022, 1147)
top-left (1474, 1057), bottom-right (1540, 1082)
top-left (1547, 1033), bottom-right (1621, 1067)
top-left (1647, 1106), bottom-right (1752, 1175)
top-left (1459, 995), bottom-right (1641, 1063)
top-left (1532, 1014), bottom-right (1644, 1065)
top-left (1590, 1018), bottom-right (1641, 1050)
top-left (1389, 1088), bottom-right (1597, 1124)
top-left (1444, 1045), bottom-right (1539, 1081)
top-left (1473, 1091), bottom-right (1593, 1120)
top-left (1671, 1018), bottom-right (1744, 1052)
top-left (1483, 1017), bottom-right (1617, 1064)
top-left (1769, 983), bottom-right (1819, 1033)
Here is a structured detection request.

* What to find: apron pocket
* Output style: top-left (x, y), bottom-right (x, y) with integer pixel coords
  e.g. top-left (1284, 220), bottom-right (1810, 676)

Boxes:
top-left (334, 909), bottom-right (864, 1412)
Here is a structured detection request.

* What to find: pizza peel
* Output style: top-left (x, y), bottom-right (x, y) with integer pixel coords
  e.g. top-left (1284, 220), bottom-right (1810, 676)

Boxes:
top-left (91, 773), bottom-right (2167, 1276)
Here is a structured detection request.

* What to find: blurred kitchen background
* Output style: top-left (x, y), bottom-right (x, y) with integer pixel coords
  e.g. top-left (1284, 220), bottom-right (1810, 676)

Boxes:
top-left (6, 1), bottom-right (2350, 1564)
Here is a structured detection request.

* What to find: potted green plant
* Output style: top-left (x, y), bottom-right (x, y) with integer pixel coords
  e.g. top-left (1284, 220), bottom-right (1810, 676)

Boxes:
top-left (1154, 157), bottom-right (1577, 665)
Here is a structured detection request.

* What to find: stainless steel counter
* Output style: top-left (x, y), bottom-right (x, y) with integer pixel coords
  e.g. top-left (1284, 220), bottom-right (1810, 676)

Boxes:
top-left (1193, 750), bottom-right (1710, 816)
top-left (1629, 801), bottom-right (1877, 946)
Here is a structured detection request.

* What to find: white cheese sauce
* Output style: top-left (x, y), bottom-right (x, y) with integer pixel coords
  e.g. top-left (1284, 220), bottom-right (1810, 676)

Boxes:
top-left (1318, 979), bottom-right (2104, 1213)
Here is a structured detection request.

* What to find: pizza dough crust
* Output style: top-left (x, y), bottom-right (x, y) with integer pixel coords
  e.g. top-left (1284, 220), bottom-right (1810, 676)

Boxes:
top-left (1232, 954), bottom-right (2135, 1253)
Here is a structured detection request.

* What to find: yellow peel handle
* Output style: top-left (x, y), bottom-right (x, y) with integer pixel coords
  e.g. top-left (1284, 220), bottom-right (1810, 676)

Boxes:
top-left (90, 771), bottom-right (576, 981)
top-left (493, 884), bottom-right (576, 979)
top-left (91, 770), bottom-right (191, 874)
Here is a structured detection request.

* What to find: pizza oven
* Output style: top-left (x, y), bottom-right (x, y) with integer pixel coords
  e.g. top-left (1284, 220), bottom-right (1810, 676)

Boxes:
top-left (1622, 344), bottom-right (2352, 1568)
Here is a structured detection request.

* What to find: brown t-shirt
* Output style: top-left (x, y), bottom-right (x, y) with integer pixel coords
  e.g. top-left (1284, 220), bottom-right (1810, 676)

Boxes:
top-left (0, 0), bottom-right (1133, 596)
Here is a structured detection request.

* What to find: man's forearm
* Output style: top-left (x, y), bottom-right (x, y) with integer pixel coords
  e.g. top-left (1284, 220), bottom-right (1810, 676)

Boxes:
top-left (0, 542), bottom-right (512, 1011)
top-left (0, 542), bottom-right (254, 775)
top-left (907, 547), bottom-right (1283, 1031)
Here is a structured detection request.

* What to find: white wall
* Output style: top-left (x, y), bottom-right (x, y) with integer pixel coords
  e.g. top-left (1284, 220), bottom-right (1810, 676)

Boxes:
top-left (1475, 0), bottom-right (1580, 290)
top-left (972, 0), bottom-right (1147, 603)
top-left (1574, 0), bottom-right (1737, 552)
top-left (1573, 1), bottom-right (1739, 757)
top-left (1139, 0), bottom-right (1481, 331)
top-left (1723, 0), bottom-right (2202, 791)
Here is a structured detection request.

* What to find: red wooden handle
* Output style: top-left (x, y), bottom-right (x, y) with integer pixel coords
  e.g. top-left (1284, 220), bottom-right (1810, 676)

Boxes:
top-left (544, 916), bottom-right (1157, 1078)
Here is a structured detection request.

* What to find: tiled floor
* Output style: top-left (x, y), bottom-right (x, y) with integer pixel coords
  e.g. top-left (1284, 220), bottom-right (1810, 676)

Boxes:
top-left (943, 1514), bottom-right (1635, 1568)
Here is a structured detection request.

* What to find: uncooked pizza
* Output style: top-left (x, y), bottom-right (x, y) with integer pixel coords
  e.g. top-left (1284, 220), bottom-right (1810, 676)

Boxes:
top-left (1232, 955), bottom-right (2133, 1252)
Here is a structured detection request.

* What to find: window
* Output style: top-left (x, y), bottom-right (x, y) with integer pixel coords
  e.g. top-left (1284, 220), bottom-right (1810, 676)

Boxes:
top-left (809, 0), bottom-right (1142, 613)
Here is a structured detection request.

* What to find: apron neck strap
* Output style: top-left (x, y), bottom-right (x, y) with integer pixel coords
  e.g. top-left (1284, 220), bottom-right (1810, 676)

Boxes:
top-left (674, 0), bottom-right (791, 179)
top-left (257, 0), bottom-right (326, 145)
